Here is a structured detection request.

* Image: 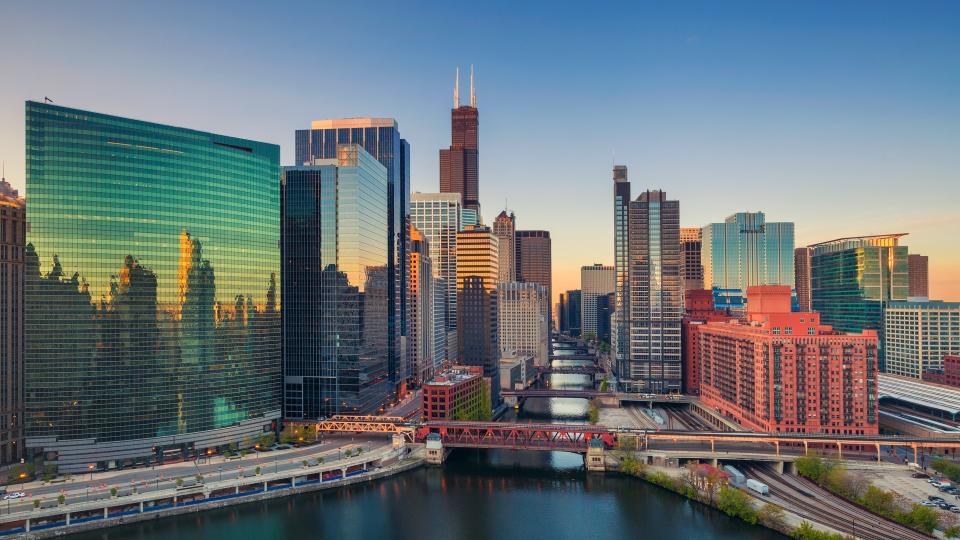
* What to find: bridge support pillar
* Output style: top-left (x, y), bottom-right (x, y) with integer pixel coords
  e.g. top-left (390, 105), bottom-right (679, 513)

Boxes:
top-left (24, 519), bottom-right (29, 533)
top-left (586, 442), bottom-right (606, 472)
top-left (876, 443), bottom-right (881, 463)
top-left (774, 461), bottom-right (784, 475)
top-left (912, 443), bottom-right (919, 465)
top-left (784, 461), bottom-right (796, 475)
top-left (836, 440), bottom-right (843, 461)
top-left (710, 458), bottom-right (718, 468)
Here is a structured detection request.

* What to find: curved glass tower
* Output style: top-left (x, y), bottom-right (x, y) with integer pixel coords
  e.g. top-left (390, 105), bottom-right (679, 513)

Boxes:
top-left (25, 102), bottom-right (281, 471)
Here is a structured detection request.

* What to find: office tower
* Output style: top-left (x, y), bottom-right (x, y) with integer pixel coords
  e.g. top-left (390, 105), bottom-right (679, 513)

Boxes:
top-left (515, 230), bottom-right (552, 329)
top-left (497, 282), bottom-right (549, 367)
top-left (699, 286), bottom-right (879, 435)
top-left (25, 102), bottom-right (281, 471)
top-left (409, 225), bottom-right (437, 385)
top-left (810, 234), bottom-right (909, 370)
top-left (596, 292), bottom-right (614, 345)
top-left (295, 117), bottom-right (409, 393)
top-left (461, 208), bottom-right (480, 228)
top-left (884, 299), bottom-right (960, 379)
top-left (493, 210), bottom-right (516, 284)
top-left (680, 227), bottom-right (704, 290)
top-left (681, 290), bottom-right (735, 395)
top-left (794, 247), bottom-right (812, 312)
top-left (456, 225), bottom-right (500, 405)
top-left (433, 277), bottom-right (448, 367)
top-left (580, 264), bottom-right (614, 339)
top-left (560, 290), bottom-right (582, 337)
top-left (613, 165), bottom-right (631, 379)
top-left (282, 146), bottom-right (391, 418)
top-left (701, 212), bottom-right (795, 311)
top-left (0, 178), bottom-right (24, 464)
top-left (410, 192), bottom-right (462, 358)
top-left (624, 190), bottom-right (682, 393)
top-left (908, 254), bottom-right (929, 298)
top-left (440, 66), bottom-right (480, 213)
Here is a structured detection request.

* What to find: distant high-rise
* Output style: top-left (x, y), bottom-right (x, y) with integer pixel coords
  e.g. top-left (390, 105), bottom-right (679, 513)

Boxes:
top-left (493, 210), bottom-right (516, 284)
top-left (680, 227), bottom-right (704, 290)
top-left (456, 225), bottom-right (500, 404)
top-left (440, 66), bottom-right (480, 214)
top-left (411, 192), bottom-right (462, 359)
top-left (702, 212), bottom-right (794, 311)
top-left (559, 290), bottom-right (582, 337)
top-left (810, 233), bottom-right (909, 371)
top-left (596, 293), bottom-right (614, 345)
top-left (515, 230), bottom-right (552, 329)
top-left (580, 264), bottom-right (614, 339)
top-left (0, 178), bottom-right (24, 464)
top-left (908, 254), bottom-right (929, 298)
top-left (295, 117), bottom-right (410, 392)
top-left (282, 145), bottom-right (391, 418)
top-left (794, 247), bottom-right (812, 312)
top-left (885, 299), bottom-right (960, 379)
top-left (498, 282), bottom-right (549, 367)
top-left (624, 190), bottom-right (682, 393)
top-left (612, 165), bottom-right (630, 379)
top-left (25, 102), bottom-right (281, 471)
top-left (409, 225), bottom-right (438, 385)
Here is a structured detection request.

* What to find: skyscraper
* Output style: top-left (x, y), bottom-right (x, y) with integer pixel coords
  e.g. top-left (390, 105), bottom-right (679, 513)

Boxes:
top-left (493, 210), bottom-right (516, 284)
top-left (810, 234), bottom-right (909, 370)
top-left (559, 290), bottom-right (582, 337)
top-left (613, 165), bottom-right (631, 380)
top-left (497, 282), bottom-right (549, 367)
top-left (411, 192), bottom-right (462, 360)
top-left (282, 146), bottom-right (391, 418)
top-left (624, 190), bottom-right (682, 393)
top-left (409, 225), bottom-right (438, 385)
top-left (680, 227), bottom-right (704, 290)
top-left (456, 225), bottom-right (500, 405)
top-left (701, 212), bottom-right (795, 311)
top-left (440, 66), bottom-right (480, 213)
top-left (515, 230), bottom-right (552, 329)
top-left (295, 117), bottom-right (409, 392)
top-left (0, 177), bottom-right (24, 464)
top-left (794, 246), bottom-right (812, 312)
top-left (25, 102), bottom-right (281, 471)
top-left (908, 254), bottom-right (929, 298)
top-left (884, 299), bottom-right (960, 379)
top-left (580, 264), bottom-right (614, 339)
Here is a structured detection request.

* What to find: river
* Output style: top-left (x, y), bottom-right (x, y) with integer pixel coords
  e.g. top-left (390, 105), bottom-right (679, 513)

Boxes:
top-left (70, 347), bottom-right (782, 540)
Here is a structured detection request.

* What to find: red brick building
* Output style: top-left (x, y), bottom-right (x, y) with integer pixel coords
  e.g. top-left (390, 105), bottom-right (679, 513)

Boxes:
top-left (682, 289), bottom-right (735, 395)
top-left (923, 356), bottom-right (960, 388)
top-left (699, 286), bottom-right (879, 435)
top-left (422, 366), bottom-right (484, 420)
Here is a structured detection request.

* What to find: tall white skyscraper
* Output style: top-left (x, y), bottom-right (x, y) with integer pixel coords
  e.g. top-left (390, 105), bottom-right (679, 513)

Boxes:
top-left (497, 282), bottom-right (549, 367)
top-left (411, 192), bottom-right (463, 340)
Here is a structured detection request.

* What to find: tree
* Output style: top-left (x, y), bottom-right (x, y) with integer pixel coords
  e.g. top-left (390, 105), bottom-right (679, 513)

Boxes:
top-left (795, 454), bottom-right (830, 483)
top-left (57, 494), bottom-right (66, 505)
top-left (898, 504), bottom-right (940, 534)
top-left (945, 525), bottom-right (960, 538)
top-left (716, 485), bottom-right (758, 524)
top-left (588, 399), bottom-right (601, 424)
top-left (758, 503), bottom-right (787, 531)
top-left (618, 456), bottom-right (646, 477)
top-left (861, 485), bottom-right (895, 516)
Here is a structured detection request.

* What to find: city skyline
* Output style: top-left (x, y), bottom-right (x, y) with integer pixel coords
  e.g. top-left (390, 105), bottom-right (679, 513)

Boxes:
top-left (1, 1), bottom-right (957, 306)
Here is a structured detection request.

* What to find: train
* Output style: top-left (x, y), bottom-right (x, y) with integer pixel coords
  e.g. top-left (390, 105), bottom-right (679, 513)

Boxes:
top-left (723, 465), bottom-right (746, 487)
top-left (746, 478), bottom-right (769, 496)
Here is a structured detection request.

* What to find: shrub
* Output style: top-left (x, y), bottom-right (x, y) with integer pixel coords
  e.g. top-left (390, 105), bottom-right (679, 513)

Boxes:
top-left (588, 399), bottom-right (601, 425)
top-left (110, 487), bottom-right (117, 497)
top-left (860, 485), bottom-right (895, 516)
top-left (945, 525), bottom-right (960, 538)
top-left (255, 466), bottom-right (261, 475)
top-left (791, 521), bottom-right (851, 540)
top-left (932, 458), bottom-right (960, 482)
top-left (897, 504), bottom-right (939, 534)
top-left (758, 503), bottom-right (787, 531)
top-left (303, 460), bottom-right (309, 467)
top-left (618, 456), bottom-right (646, 477)
top-left (33, 500), bottom-right (40, 509)
top-left (57, 494), bottom-right (65, 505)
top-left (716, 485), bottom-right (758, 524)
top-left (175, 478), bottom-right (183, 487)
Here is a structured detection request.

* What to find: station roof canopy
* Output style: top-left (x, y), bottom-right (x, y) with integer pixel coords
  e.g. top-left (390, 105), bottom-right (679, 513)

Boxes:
top-left (878, 374), bottom-right (960, 416)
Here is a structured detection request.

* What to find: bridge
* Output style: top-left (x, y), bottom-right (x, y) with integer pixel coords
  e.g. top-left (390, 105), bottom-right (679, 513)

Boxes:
top-left (500, 389), bottom-right (693, 405)
top-left (415, 421), bottom-right (616, 452)
top-left (535, 365), bottom-right (604, 376)
top-left (548, 354), bottom-right (596, 362)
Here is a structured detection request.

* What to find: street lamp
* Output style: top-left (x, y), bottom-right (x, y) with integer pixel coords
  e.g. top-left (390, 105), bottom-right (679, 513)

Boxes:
top-left (88, 463), bottom-right (95, 481)
top-left (218, 467), bottom-right (223, 483)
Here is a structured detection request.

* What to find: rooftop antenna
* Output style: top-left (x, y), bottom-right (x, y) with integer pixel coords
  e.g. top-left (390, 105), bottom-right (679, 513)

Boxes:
top-left (454, 66), bottom-right (460, 108)
top-left (43, 96), bottom-right (54, 103)
top-left (470, 64), bottom-right (476, 108)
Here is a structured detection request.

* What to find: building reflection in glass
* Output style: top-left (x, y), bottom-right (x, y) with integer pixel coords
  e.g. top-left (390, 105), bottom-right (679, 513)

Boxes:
top-left (282, 144), bottom-right (391, 418)
top-left (24, 102), bottom-right (281, 471)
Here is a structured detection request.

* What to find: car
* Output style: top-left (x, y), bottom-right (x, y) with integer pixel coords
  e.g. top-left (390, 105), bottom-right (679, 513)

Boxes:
top-left (2, 492), bottom-right (25, 500)
top-left (913, 472), bottom-right (931, 479)
top-left (939, 502), bottom-right (952, 510)
top-left (928, 495), bottom-right (945, 502)
top-left (921, 501), bottom-right (938, 507)
top-left (952, 507), bottom-right (960, 514)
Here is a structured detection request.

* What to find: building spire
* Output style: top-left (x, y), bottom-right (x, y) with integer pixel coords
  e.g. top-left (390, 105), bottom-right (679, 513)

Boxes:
top-left (454, 66), bottom-right (460, 108)
top-left (470, 64), bottom-right (476, 108)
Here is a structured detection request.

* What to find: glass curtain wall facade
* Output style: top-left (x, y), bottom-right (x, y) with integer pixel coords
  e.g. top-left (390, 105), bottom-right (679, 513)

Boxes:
top-left (295, 119), bottom-right (408, 391)
top-left (282, 145), bottom-right (390, 418)
top-left (613, 166), bottom-right (630, 377)
top-left (811, 234), bottom-right (909, 371)
top-left (25, 102), bottom-right (281, 472)
top-left (701, 212), bottom-right (794, 311)
top-left (625, 191), bottom-right (682, 393)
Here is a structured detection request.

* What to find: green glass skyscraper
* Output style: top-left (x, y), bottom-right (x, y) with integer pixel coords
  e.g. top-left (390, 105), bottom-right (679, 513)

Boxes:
top-left (25, 102), bottom-right (281, 472)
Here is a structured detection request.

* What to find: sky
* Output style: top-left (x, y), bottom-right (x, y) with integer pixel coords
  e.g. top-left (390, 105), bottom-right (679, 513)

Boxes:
top-left (1, 0), bottom-right (958, 305)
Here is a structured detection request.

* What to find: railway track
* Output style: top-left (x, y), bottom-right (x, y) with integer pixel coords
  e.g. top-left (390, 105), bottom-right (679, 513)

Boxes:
top-left (741, 465), bottom-right (931, 540)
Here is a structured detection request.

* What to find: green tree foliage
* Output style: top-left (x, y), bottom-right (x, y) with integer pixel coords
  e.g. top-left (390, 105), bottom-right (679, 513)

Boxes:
top-left (790, 522), bottom-right (852, 540)
top-left (758, 503), bottom-right (787, 531)
top-left (588, 399), bottom-right (601, 424)
top-left (860, 485), bottom-right (895, 516)
top-left (932, 458), bottom-right (960, 482)
top-left (898, 504), bottom-right (940, 534)
top-left (618, 456), bottom-right (646, 477)
top-left (944, 525), bottom-right (960, 538)
top-left (599, 380), bottom-right (609, 392)
top-left (795, 454), bottom-right (833, 483)
top-left (716, 485), bottom-right (758, 524)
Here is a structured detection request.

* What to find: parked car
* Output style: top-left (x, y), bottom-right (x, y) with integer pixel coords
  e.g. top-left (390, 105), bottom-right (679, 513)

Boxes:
top-left (921, 501), bottom-right (938, 507)
top-left (2, 492), bottom-right (25, 500)
top-left (913, 472), bottom-right (930, 479)
top-left (938, 502), bottom-right (952, 510)
top-left (928, 495), bottom-right (945, 502)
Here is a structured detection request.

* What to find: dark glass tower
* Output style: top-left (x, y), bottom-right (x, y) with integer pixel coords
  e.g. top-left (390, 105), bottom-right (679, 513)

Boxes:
top-left (282, 145), bottom-right (391, 417)
top-left (625, 190), bottom-right (682, 393)
top-left (25, 102), bottom-right (281, 472)
top-left (440, 67), bottom-right (480, 213)
top-left (612, 166), bottom-right (630, 381)
top-left (295, 119), bottom-right (409, 392)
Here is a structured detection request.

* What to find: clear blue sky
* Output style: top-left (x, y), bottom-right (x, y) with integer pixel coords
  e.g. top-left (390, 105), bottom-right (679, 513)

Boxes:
top-left (1, 0), bottom-right (958, 301)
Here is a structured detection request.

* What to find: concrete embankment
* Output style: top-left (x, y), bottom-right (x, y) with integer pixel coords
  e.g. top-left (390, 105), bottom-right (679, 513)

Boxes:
top-left (7, 447), bottom-right (424, 539)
